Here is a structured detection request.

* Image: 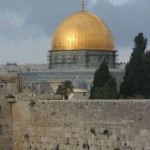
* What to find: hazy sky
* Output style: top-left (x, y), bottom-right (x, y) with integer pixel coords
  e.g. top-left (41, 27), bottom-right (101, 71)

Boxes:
top-left (0, 0), bottom-right (150, 64)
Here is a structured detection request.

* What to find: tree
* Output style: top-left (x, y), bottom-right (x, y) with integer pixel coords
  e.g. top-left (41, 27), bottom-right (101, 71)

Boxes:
top-left (120, 33), bottom-right (147, 98)
top-left (56, 80), bottom-right (74, 100)
top-left (90, 60), bottom-right (118, 99)
top-left (141, 51), bottom-right (150, 98)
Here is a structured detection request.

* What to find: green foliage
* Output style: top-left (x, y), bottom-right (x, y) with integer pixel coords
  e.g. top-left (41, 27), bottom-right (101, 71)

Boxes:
top-left (93, 60), bottom-right (111, 87)
top-left (56, 80), bottom-right (74, 100)
top-left (120, 33), bottom-right (148, 98)
top-left (90, 60), bottom-right (118, 99)
top-left (141, 51), bottom-right (150, 98)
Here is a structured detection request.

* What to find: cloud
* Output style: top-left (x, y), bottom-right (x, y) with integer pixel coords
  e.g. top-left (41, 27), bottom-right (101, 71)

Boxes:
top-left (0, 11), bottom-right (27, 40)
top-left (0, 0), bottom-right (149, 64)
top-left (108, 0), bottom-right (137, 6)
top-left (0, 9), bottom-right (50, 64)
top-left (0, 32), bottom-right (49, 64)
top-left (88, 0), bottom-right (98, 5)
top-left (87, 0), bottom-right (99, 10)
top-left (0, 11), bottom-right (24, 28)
top-left (87, 0), bottom-right (137, 10)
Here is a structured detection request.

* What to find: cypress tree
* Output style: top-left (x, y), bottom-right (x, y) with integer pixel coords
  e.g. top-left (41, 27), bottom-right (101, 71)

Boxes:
top-left (142, 51), bottom-right (150, 98)
top-left (120, 33), bottom-right (147, 98)
top-left (90, 60), bottom-right (118, 99)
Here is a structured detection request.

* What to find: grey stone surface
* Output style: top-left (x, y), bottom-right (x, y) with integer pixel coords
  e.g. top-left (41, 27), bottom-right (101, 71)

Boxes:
top-left (2, 73), bottom-right (150, 150)
top-left (12, 100), bottom-right (150, 150)
top-left (0, 74), bottom-right (19, 150)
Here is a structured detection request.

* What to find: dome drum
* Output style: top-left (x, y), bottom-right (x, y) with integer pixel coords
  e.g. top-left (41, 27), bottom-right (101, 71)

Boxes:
top-left (49, 50), bottom-right (116, 69)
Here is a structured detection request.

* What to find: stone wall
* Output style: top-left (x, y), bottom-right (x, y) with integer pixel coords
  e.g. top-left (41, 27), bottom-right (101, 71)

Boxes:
top-left (0, 92), bottom-right (12, 150)
top-left (0, 100), bottom-right (12, 150)
top-left (12, 100), bottom-right (150, 150)
top-left (0, 73), bottom-right (20, 150)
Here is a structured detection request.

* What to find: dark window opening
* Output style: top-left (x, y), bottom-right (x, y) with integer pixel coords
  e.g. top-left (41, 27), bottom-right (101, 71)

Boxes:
top-left (83, 92), bottom-right (86, 96)
top-left (0, 84), bottom-right (4, 88)
top-left (0, 124), bottom-right (2, 135)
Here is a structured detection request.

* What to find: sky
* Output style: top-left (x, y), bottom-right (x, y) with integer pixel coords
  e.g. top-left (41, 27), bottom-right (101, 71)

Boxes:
top-left (0, 0), bottom-right (150, 64)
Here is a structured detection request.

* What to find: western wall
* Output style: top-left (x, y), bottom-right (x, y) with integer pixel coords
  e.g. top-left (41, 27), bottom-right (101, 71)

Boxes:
top-left (0, 74), bottom-right (150, 150)
top-left (0, 99), bottom-right (12, 150)
top-left (12, 99), bottom-right (150, 150)
top-left (0, 74), bottom-right (19, 150)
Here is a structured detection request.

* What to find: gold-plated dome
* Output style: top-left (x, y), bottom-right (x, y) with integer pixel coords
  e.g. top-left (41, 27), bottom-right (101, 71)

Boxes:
top-left (52, 11), bottom-right (114, 51)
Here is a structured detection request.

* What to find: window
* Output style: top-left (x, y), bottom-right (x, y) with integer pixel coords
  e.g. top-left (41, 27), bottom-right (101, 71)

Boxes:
top-left (0, 124), bottom-right (2, 135)
top-left (0, 84), bottom-right (4, 88)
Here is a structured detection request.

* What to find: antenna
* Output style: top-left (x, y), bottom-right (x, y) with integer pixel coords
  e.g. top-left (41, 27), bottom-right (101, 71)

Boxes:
top-left (81, 0), bottom-right (85, 11)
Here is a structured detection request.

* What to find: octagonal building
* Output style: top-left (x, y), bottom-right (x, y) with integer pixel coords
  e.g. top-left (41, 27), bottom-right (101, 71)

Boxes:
top-left (20, 2), bottom-right (123, 96)
top-left (49, 3), bottom-right (116, 69)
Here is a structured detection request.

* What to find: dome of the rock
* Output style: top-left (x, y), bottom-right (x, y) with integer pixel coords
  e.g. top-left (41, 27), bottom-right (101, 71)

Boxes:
top-left (49, 4), bottom-right (116, 70)
top-left (51, 11), bottom-right (114, 51)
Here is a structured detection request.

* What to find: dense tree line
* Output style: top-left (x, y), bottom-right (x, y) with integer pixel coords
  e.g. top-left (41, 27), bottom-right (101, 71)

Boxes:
top-left (90, 33), bottom-right (150, 99)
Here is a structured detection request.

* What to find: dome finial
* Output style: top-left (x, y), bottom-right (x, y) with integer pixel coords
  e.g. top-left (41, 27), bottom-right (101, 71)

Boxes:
top-left (81, 0), bottom-right (85, 11)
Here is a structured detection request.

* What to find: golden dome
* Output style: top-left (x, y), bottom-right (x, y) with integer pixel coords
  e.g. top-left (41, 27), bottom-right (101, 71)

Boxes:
top-left (52, 11), bottom-right (114, 51)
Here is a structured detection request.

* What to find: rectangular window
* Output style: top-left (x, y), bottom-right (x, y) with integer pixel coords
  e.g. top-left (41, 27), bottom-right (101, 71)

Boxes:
top-left (0, 124), bottom-right (2, 135)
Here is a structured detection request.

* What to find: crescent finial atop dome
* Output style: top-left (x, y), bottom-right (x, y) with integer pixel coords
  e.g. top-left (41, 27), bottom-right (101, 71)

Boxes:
top-left (81, 0), bottom-right (85, 11)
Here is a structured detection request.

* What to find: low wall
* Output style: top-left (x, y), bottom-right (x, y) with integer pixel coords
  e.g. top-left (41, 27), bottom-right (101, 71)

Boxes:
top-left (12, 100), bottom-right (150, 150)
